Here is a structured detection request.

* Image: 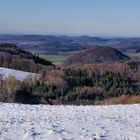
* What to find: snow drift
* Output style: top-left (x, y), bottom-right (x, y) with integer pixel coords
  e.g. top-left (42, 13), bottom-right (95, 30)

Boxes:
top-left (0, 67), bottom-right (37, 81)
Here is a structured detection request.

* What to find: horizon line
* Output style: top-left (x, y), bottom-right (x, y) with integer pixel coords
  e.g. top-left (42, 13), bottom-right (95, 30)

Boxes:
top-left (0, 33), bottom-right (140, 39)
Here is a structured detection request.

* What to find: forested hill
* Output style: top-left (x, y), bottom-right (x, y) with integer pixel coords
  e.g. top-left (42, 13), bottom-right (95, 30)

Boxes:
top-left (64, 46), bottom-right (129, 65)
top-left (0, 43), bottom-right (54, 73)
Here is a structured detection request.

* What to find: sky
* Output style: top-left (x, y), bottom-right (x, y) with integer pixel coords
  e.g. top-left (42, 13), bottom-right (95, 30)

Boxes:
top-left (0, 0), bottom-right (140, 37)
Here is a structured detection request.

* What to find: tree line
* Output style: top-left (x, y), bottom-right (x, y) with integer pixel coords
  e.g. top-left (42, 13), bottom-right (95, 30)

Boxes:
top-left (12, 68), bottom-right (140, 105)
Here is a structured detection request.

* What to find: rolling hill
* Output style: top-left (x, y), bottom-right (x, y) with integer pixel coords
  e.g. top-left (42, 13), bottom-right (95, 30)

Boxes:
top-left (0, 43), bottom-right (54, 73)
top-left (64, 46), bottom-right (129, 65)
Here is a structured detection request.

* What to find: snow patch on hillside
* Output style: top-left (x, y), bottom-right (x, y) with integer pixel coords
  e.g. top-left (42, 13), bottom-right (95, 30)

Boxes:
top-left (0, 67), bottom-right (37, 81)
top-left (0, 103), bottom-right (140, 140)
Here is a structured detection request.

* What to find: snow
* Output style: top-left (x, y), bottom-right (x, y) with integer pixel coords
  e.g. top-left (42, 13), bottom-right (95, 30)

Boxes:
top-left (0, 67), bottom-right (37, 81)
top-left (0, 103), bottom-right (140, 140)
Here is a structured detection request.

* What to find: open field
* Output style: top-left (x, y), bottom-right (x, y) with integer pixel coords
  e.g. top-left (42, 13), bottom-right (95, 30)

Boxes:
top-left (125, 52), bottom-right (140, 58)
top-left (39, 51), bottom-right (81, 65)
top-left (39, 54), bottom-right (71, 65)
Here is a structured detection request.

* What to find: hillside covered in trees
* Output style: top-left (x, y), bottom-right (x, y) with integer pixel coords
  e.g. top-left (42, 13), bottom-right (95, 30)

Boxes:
top-left (0, 43), bottom-right (140, 105)
top-left (64, 46), bottom-right (129, 65)
top-left (1, 61), bottom-right (140, 105)
top-left (0, 43), bottom-right (54, 73)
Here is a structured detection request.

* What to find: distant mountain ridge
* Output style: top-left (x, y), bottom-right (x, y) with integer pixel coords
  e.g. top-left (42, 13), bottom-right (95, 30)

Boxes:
top-left (64, 46), bottom-right (129, 65)
top-left (1, 35), bottom-right (140, 54)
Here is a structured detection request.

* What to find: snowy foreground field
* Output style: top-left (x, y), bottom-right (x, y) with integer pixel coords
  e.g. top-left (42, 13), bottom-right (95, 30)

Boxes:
top-left (0, 103), bottom-right (140, 140)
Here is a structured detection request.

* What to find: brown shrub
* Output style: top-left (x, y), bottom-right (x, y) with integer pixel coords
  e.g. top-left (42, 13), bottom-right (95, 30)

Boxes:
top-left (0, 76), bottom-right (20, 103)
top-left (98, 95), bottom-right (140, 105)
top-left (44, 69), bottom-right (65, 86)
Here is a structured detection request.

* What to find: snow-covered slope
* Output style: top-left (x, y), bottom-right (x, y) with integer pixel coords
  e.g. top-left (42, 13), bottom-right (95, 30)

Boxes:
top-left (0, 103), bottom-right (140, 140)
top-left (0, 67), bottom-right (37, 81)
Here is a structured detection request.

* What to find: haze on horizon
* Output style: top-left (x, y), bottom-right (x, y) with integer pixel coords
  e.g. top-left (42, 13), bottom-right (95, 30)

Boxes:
top-left (0, 0), bottom-right (140, 37)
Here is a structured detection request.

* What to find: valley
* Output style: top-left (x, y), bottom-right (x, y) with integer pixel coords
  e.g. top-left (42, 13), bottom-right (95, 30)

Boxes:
top-left (0, 42), bottom-right (140, 105)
